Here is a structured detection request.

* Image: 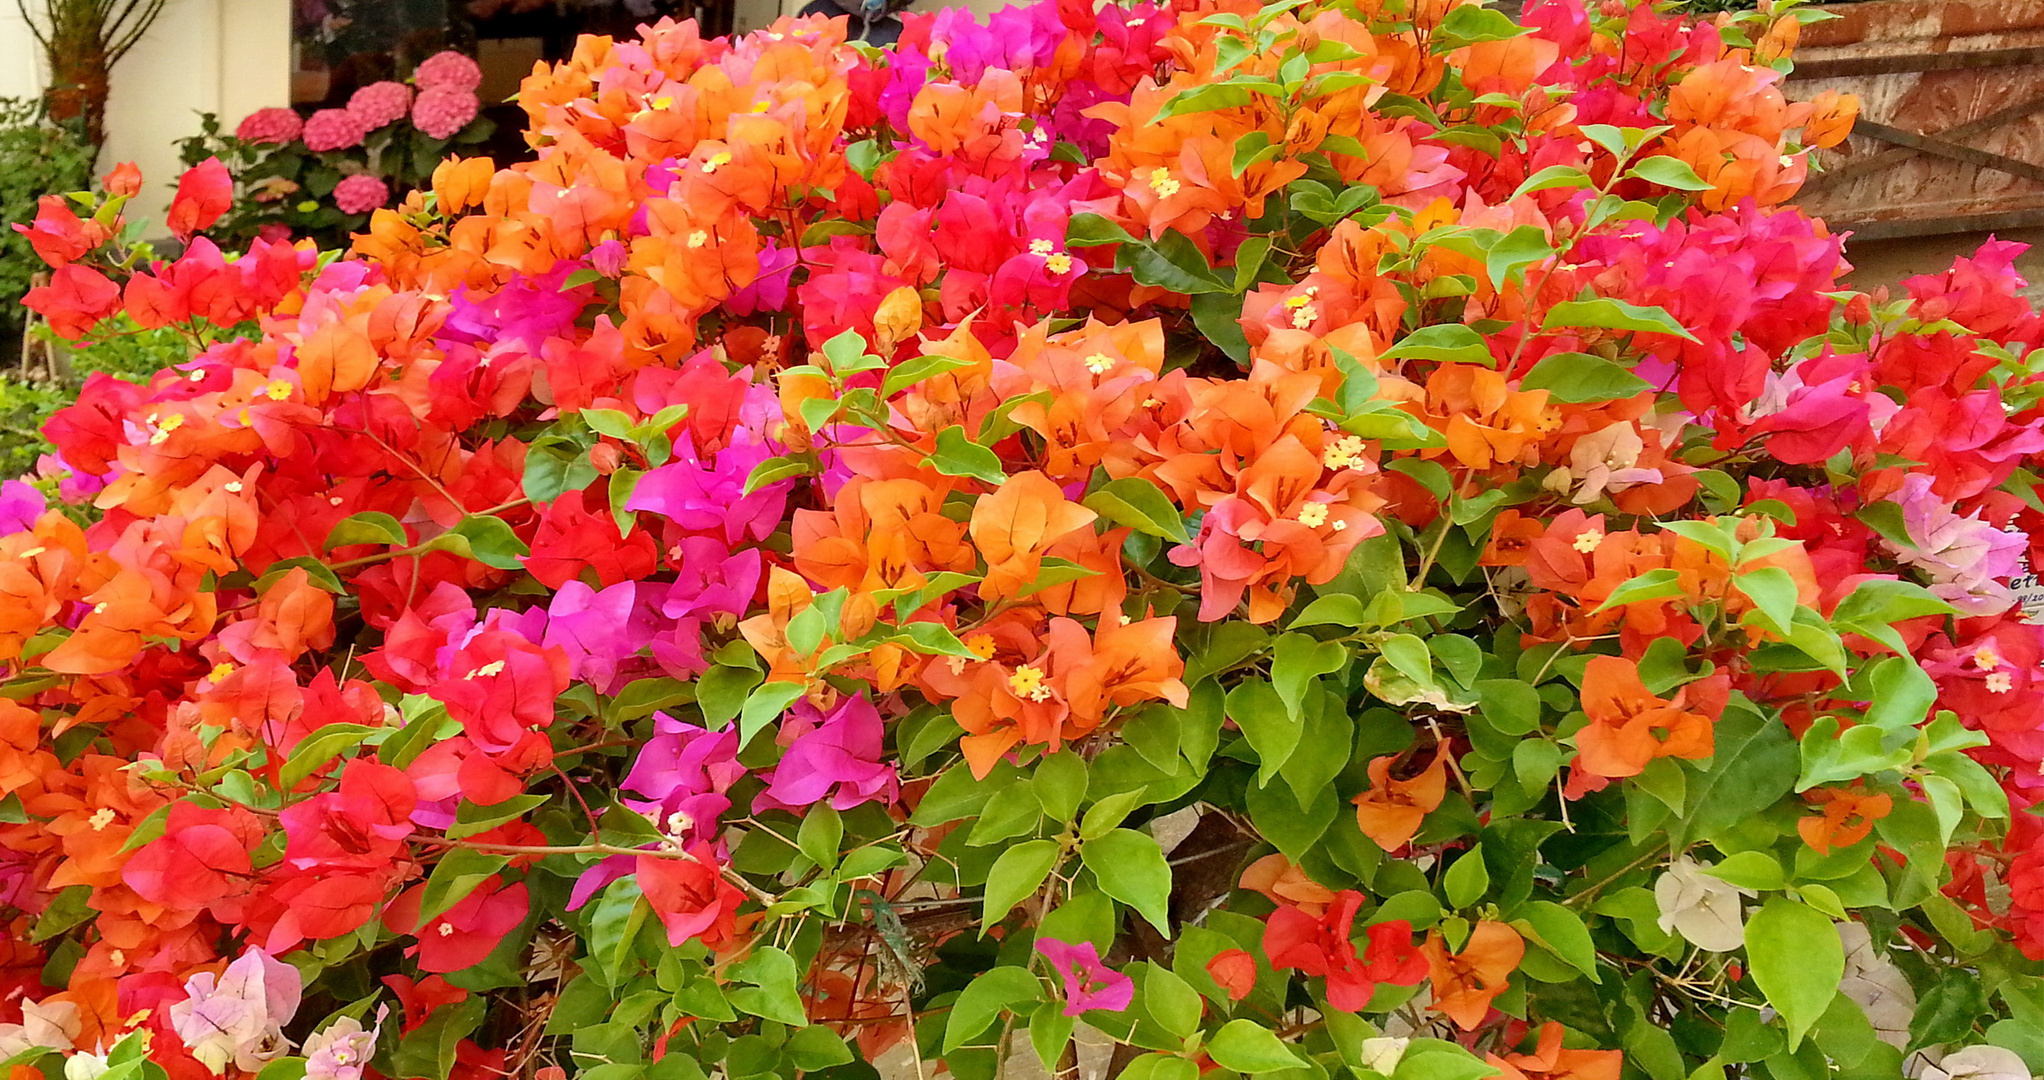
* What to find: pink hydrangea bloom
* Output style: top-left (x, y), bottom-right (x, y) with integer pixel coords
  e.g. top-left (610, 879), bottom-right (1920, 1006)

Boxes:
top-left (411, 87), bottom-right (480, 140)
top-left (332, 174), bottom-right (391, 215)
top-left (414, 50), bottom-right (483, 92)
top-left (347, 81), bottom-right (413, 129)
top-left (302, 108), bottom-right (370, 152)
top-left (235, 107), bottom-right (304, 145)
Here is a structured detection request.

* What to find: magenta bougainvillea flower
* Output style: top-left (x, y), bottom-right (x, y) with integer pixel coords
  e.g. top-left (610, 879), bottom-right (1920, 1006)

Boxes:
top-left (1034, 938), bottom-right (1133, 1017)
top-left (752, 694), bottom-right (899, 814)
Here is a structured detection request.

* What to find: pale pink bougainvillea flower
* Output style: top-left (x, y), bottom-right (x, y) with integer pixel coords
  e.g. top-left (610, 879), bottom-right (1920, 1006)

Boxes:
top-left (302, 1006), bottom-right (388, 1080)
top-left (1653, 857), bottom-right (1751, 953)
top-left (167, 947), bottom-right (302, 1074)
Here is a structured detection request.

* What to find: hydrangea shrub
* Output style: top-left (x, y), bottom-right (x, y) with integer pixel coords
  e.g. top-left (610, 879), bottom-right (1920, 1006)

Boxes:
top-left (8, 2), bottom-right (2044, 1080)
top-left (172, 51), bottom-right (495, 251)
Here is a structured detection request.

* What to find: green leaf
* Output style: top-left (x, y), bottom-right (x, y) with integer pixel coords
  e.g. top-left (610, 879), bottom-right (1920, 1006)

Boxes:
top-left (1624, 155), bottom-right (1714, 191)
top-left (1735, 566), bottom-right (1802, 638)
top-left (1706, 851), bottom-right (1785, 892)
top-left (1084, 477), bottom-right (1191, 545)
top-left (1191, 291), bottom-right (1252, 366)
top-left (1909, 975), bottom-right (1989, 1052)
top-left (1486, 226), bottom-right (1554, 290)
top-left (784, 1026), bottom-right (855, 1071)
top-left (1207, 1019), bottom-right (1307, 1073)
top-left (1081, 829), bottom-right (1173, 935)
top-left (738, 680), bottom-right (806, 748)
top-left (1796, 717), bottom-right (1911, 791)
top-left (943, 966), bottom-right (1044, 1051)
top-left (1382, 324), bottom-right (1493, 365)
top-left (1593, 568), bottom-right (1685, 613)
top-left (447, 792), bottom-right (547, 840)
top-left (883, 353), bottom-right (977, 397)
top-left (1512, 165), bottom-right (1595, 200)
top-left (695, 664), bottom-right (763, 728)
top-left (1519, 352), bottom-right (1653, 403)
top-left (1228, 679), bottom-right (1302, 783)
top-left (743, 454), bottom-right (814, 494)
top-left (1033, 751), bottom-right (1089, 823)
top-left (728, 946), bottom-right (809, 1027)
top-left (1517, 900), bottom-right (1601, 983)
top-left (417, 848), bottom-right (509, 924)
top-left (1745, 897), bottom-right (1844, 1049)
top-left (1030, 1003), bottom-right (1077, 1074)
top-left (1542, 298), bottom-right (1700, 342)
top-left (983, 840), bottom-right (1061, 925)
top-left (1141, 965), bottom-right (1204, 1038)
top-left (1679, 706), bottom-right (1798, 846)
top-left (445, 516), bottom-right (529, 571)
top-left (1432, 2), bottom-right (1532, 48)
top-left (323, 511), bottom-right (409, 549)
top-left (1863, 656), bottom-right (1936, 739)
top-left (278, 723), bottom-right (380, 790)
top-left (31, 885), bottom-right (92, 942)
top-left (930, 425), bottom-right (1007, 485)
top-left (391, 996), bottom-right (484, 1080)
top-left (1121, 232), bottom-right (1230, 294)
top-left (1067, 213), bottom-right (1137, 248)
top-left (1272, 632), bottom-right (1345, 725)
top-left (797, 804), bottom-right (843, 868)
top-left (1444, 845), bottom-right (1490, 908)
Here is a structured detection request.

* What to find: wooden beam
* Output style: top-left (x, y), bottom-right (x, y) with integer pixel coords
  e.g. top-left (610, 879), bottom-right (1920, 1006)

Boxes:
top-left (1834, 206), bottom-right (2044, 241)
top-left (1788, 45), bottom-right (2044, 79)
top-left (1803, 95), bottom-right (2044, 193)
top-left (1849, 119), bottom-right (2044, 185)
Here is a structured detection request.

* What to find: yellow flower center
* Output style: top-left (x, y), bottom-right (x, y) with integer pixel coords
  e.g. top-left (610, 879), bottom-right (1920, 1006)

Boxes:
top-left (1084, 353), bottom-right (1115, 375)
top-left (1572, 529), bottom-right (1604, 553)
top-left (687, 230), bottom-right (710, 248)
top-left (1325, 434), bottom-right (1367, 471)
top-left (1297, 503), bottom-right (1330, 528)
top-left (1148, 167), bottom-right (1180, 198)
top-left (1029, 238), bottom-right (1054, 256)
top-left (1986, 672), bottom-right (2014, 694)
top-left (1008, 664), bottom-right (1052, 701)
top-left (704, 151), bottom-right (732, 173)
top-left (265, 380), bottom-right (294, 400)
top-left (1044, 253), bottom-right (1073, 276)
top-left (209, 662), bottom-right (236, 682)
top-left (467, 660), bottom-right (507, 679)
top-left (1973, 646), bottom-right (2004, 671)
top-left (89, 808), bottom-right (116, 831)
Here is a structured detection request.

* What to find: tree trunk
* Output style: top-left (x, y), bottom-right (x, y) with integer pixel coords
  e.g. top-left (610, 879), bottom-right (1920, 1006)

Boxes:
top-left (46, 42), bottom-right (111, 148)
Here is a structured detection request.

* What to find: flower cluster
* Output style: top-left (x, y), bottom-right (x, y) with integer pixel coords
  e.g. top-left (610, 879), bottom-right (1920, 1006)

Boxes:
top-left (192, 51), bottom-right (495, 250)
top-left (6, 0), bottom-right (2044, 1079)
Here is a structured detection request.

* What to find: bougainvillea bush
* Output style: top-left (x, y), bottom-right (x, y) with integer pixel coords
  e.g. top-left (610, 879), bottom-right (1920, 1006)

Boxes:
top-left (11, 1), bottom-right (2044, 1079)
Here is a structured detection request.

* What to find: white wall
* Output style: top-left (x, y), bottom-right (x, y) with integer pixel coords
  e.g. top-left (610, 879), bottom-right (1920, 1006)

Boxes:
top-left (0, 5), bottom-right (43, 102)
top-left (0, 0), bottom-right (291, 228)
